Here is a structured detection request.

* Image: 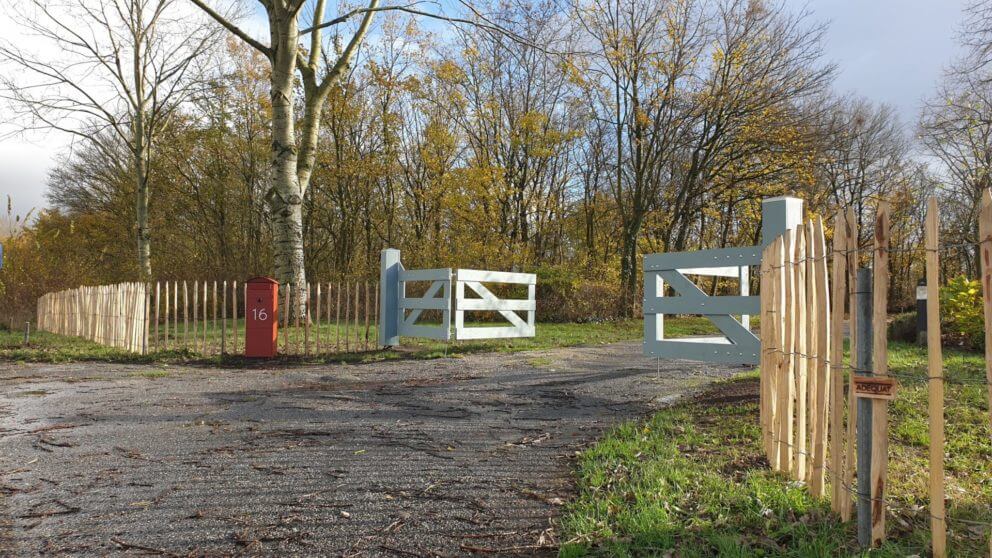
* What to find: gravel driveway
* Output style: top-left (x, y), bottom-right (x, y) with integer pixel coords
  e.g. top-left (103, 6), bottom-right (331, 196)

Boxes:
top-left (0, 342), bottom-right (738, 556)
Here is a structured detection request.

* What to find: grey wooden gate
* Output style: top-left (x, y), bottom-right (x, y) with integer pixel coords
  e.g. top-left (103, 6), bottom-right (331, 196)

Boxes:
top-left (643, 197), bottom-right (804, 364)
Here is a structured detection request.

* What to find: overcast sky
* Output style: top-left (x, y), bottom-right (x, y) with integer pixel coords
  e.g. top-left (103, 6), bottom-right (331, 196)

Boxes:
top-left (0, 0), bottom-right (971, 221)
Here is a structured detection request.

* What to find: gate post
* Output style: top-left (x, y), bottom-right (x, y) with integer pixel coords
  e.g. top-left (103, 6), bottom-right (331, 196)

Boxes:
top-left (761, 196), bottom-right (805, 246)
top-left (379, 249), bottom-right (401, 347)
top-left (752, 196), bottom-right (804, 332)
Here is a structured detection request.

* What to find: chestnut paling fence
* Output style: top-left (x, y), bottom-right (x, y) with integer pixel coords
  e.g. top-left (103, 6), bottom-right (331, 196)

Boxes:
top-left (758, 195), bottom-right (992, 557)
top-left (36, 280), bottom-right (380, 356)
top-left (36, 283), bottom-right (150, 353)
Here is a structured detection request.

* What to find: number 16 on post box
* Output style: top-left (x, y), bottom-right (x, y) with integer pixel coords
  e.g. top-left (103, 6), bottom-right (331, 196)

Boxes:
top-left (245, 277), bottom-right (279, 357)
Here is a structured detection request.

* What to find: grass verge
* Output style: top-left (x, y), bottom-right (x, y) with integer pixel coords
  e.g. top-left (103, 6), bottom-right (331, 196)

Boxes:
top-left (559, 342), bottom-right (991, 557)
top-left (0, 317), bottom-right (719, 364)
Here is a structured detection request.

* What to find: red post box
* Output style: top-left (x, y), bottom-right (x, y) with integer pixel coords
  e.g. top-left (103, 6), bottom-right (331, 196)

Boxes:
top-left (245, 277), bottom-right (279, 357)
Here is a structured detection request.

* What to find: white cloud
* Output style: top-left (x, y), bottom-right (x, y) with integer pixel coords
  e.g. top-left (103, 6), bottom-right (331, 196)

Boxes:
top-left (0, 6), bottom-right (72, 222)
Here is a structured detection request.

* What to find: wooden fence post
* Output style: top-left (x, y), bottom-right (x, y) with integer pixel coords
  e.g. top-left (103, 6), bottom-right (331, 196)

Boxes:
top-left (316, 283), bottom-right (322, 354)
top-left (811, 217), bottom-right (830, 498)
top-left (193, 280), bottom-right (199, 353)
top-left (222, 280), bottom-right (227, 355)
top-left (295, 284), bottom-right (302, 355)
top-left (283, 283), bottom-right (291, 355)
top-left (374, 280), bottom-right (380, 349)
top-left (243, 282), bottom-right (247, 353)
top-left (871, 201), bottom-right (891, 547)
top-left (182, 281), bottom-right (189, 350)
top-left (779, 229), bottom-right (796, 473)
top-left (981, 189), bottom-right (992, 445)
top-left (164, 281), bottom-right (170, 350)
top-left (364, 280), bottom-right (371, 350)
top-left (172, 281), bottom-right (178, 348)
top-left (344, 281), bottom-right (351, 352)
top-left (806, 220), bottom-right (818, 486)
top-left (231, 281), bottom-right (238, 354)
top-left (978, 189), bottom-right (992, 557)
top-left (760, 242), bottom-right (772, 462)
top-left (154, 282), bottom-right (161, 352)
top-left (926, 197), bottom-right (947, 558)
top-left (144, 283), bottom-right (150, 355)
top-left (843, 207), bottom-right (860, 521)
top-left (795, 223), bottom-right (808, 481)
top-left (213, 281), bottom-right (218, 355)
top-left (769, 237), bottom-right (782, 470)
top-left (304, 283), bottom-right (311, 356)
top-left (354, 281), bottom-right (361, 349)
top-left (332, 281), bottom-right (337, 353)
top-left (829, 210), bottom-right (848, 512)
top-left (202, 281), bottom-right (208, 351)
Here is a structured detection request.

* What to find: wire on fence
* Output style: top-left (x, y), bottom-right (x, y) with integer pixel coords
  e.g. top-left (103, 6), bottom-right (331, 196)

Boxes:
top-left (761, 345), bottom-right (991, 386)
top-left (765, 431), bottom-right (992, 530)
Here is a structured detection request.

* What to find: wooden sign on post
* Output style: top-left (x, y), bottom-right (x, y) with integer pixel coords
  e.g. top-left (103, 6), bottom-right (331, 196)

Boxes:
top-left (853, 376), bottom-right (898, 401)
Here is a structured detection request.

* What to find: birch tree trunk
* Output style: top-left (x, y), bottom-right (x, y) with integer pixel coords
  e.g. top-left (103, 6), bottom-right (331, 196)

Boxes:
top-left (135, 142), bottom-right (152, 278)
top-left (133, 30), bottom-right (152, 279)
top-left (265, 7), bottom-right (308, 313)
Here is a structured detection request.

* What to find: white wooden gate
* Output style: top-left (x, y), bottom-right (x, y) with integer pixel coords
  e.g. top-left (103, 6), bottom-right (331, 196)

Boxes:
top-left (454, 269), bottom-right (536, 340)
top-left (398, 267), bottom-right (452, 341)
top-left (379, 250), bottom-right (537, 345)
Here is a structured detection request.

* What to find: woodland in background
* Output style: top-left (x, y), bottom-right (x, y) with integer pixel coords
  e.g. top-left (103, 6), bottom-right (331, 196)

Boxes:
top-left (1, 0), bottom-right (990, 325)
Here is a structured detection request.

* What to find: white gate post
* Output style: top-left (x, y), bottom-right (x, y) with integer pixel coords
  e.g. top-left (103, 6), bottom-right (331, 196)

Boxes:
top-left (379, 249), bottom-right (401, 347)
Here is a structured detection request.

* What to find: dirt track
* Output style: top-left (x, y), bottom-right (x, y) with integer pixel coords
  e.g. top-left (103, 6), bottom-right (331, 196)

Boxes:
top-left (0, 342), bottom-right (738, 556)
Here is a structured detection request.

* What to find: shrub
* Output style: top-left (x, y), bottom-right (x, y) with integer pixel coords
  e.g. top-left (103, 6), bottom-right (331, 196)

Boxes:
top-left (888, 312), bottom-right (918, 344)
top-left (534, 264), bottom-right (623, 322)
top-left (939, 276), bottom-right (985, 350)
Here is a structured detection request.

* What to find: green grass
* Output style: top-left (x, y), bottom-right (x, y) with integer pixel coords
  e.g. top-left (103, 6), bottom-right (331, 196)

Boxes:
top-left (559, 342), bottom-right (992, 557)
top-left (0, 317), bottom-right (718, 364)
top-left (0, 329), bottom-right (189, 364)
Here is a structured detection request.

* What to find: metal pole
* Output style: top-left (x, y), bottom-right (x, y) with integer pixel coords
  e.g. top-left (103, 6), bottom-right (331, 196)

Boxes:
top-left (23, 321), bottom-right (30, 345)
top-left (855, 268), bottom-right (874, 547)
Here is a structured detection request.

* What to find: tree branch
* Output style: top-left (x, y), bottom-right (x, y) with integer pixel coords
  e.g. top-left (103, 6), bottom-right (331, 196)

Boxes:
top-left (187, 0), bottom-right (271, 56)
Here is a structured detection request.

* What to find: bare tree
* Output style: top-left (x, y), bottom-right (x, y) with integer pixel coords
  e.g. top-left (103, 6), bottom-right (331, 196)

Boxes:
top-left (819, 95), bottom-right (908, 250)
top-left (956, 0), bottom-right (992, 77)
top-left (920, 0), bottom-right (992, 275)
top-left (0, 0), bottom-right (222, 278)
top-left (665, 0), bottom-right (832, 252)
top-left (576, 0), bottom-right (706, 316)
top-left (921, 76), bottom-right (992, 275)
